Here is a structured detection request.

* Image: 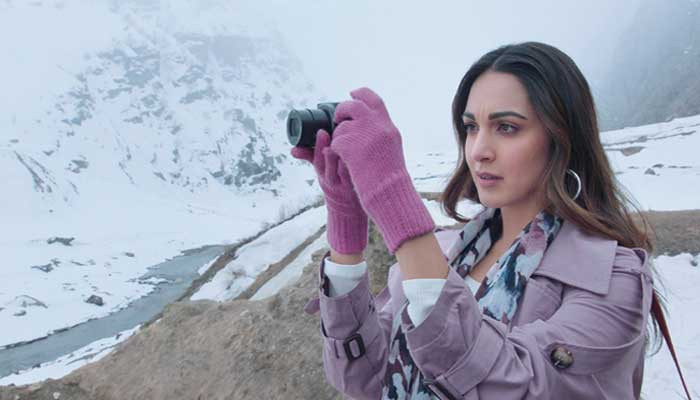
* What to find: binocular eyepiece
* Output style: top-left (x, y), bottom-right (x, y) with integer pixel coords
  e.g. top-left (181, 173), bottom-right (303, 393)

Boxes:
top-left (287, 102), bottom-right (339, 149)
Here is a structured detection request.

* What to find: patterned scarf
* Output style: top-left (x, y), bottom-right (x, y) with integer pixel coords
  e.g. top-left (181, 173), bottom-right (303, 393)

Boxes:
top-left (380, 207), bottom-right (563, 399)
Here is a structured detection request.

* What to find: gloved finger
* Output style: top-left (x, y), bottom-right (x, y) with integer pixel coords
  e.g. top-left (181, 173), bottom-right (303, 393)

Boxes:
top-left (337, 159), bottom-right (353, 187)
top-left (328, 121), bottom-right (357, 158)
top-left (323, 147), bottom-right (340, 185)
top-left (350, 87), bottom-right (387, 112)
top-left (330, 118), bottom-right (358, 139)
top-left (333, 99), bottom-right (370, 125)
top-left (312, 129), bottom-right (331, 176)
top-left (290, 146), bottom-right (313, 163)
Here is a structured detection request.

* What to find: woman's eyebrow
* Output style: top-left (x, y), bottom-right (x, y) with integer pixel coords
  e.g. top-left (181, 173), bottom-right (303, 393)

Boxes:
top-left (462, 111), bottom-right (528, 120)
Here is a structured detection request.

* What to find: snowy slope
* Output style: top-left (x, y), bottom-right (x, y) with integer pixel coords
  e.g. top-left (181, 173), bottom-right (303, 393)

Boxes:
top-left (602, 114), bottom-right (700, 210)
top-left (1, 0), bottom-right (324, 348)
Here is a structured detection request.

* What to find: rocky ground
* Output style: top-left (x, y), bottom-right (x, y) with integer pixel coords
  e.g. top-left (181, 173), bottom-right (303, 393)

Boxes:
top-left (640, 210), bottom-right (700, 256)
top-left (1, 199), bottom-right (697, 400)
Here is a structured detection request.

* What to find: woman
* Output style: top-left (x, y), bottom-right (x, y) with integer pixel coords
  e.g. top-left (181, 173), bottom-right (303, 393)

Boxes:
top-left (293, 42), bottom-right (682, 399)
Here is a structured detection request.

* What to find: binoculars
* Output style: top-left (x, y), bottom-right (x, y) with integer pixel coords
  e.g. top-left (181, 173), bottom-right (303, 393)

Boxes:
top-left (286, 102), bottom-right (339, 149)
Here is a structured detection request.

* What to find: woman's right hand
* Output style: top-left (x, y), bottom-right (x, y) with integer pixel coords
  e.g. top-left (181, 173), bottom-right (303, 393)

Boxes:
top-left (290, 129), bottom-right (369, 254)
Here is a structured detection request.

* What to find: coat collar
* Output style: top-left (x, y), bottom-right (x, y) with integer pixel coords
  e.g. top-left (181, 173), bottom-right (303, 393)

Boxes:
top-left (533, 220), bottom-right (617, 295)
top-left (437, 219), bottom-right (618, 296)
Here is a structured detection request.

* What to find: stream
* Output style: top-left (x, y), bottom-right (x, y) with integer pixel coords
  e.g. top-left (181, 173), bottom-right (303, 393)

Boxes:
top-left (0, 245), bottom-right (224, 378)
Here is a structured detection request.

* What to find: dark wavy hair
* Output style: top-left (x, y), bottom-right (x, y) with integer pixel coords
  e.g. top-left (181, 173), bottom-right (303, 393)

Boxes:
top-left (439, 41), bottom-right (665, 353)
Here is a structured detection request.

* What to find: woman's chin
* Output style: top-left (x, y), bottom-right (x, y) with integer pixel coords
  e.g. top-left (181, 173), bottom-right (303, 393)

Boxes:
top-left (476, 194), bottom-right (504, 209)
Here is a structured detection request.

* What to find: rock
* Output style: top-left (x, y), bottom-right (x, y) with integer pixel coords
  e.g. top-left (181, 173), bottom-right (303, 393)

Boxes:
top-left (47, 237), bottom-right (75, 246)
top-left (31, 263), bottom-right (54, 273)
top-left (16, 295), bottom-right (48, 309)
top-left (644, 168), bottom-right (657, 175)
top-left (68, 159), bottom-right (89, 174)
top-left (620, 146), bottom-right (644, 156)
top-left (85, 295), bottom-right (104, 306)
top-left (123, 252), bottom-right (135, 258)
top-left (13, 310), bottom-right (27, 317)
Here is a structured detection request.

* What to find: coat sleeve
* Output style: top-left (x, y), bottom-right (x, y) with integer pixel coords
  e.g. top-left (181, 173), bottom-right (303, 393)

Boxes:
top-left (303, 229), bottom-right (457, 399)
top-left (399, 252), bottom-right (654, 399)
top-left (305, 250), bottom-right (394, 399)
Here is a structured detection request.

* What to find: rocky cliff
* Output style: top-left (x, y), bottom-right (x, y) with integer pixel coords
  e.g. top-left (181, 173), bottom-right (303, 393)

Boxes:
top-left (598, 0), bottom-right (700, 130)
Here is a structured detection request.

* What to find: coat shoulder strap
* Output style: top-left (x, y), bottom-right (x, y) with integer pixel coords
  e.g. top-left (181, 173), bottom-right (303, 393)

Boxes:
top-left (652, 293), bottom-right (692, 400)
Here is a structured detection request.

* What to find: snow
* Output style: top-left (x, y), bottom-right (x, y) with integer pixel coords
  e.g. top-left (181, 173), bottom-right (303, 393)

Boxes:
top-left (601, 114), bottom-right (700, 211)
top-left (0, 182), bottom-right (316, 348)
top-left (191, 206), bottom-right (327, 302)
top-left (250, 233), bottom-right (329, 301)
top-left (197, 256), bottom-right (219, 276)
top-left (1, 0), bottom-right (321, 349)
top-left (641, 254), bottom-right (700, 399)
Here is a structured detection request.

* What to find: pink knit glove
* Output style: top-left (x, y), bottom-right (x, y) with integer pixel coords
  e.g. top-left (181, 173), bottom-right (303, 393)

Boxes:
top-left (290, 129), bottom-right (369, 254)
top-left (330, 87), bottom-right (435, 254)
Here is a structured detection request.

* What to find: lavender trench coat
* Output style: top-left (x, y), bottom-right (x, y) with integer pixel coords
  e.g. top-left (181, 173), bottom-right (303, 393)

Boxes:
top-left (303, 220), bottom-right (654, 399)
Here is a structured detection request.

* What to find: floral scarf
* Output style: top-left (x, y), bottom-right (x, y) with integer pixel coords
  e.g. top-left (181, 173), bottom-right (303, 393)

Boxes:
top-left (381, 207), bottom-right (563, 399)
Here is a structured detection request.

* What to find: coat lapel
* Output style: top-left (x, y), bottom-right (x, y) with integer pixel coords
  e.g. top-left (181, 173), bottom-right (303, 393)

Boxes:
top-left (529, 220), bottom-right (617, 295)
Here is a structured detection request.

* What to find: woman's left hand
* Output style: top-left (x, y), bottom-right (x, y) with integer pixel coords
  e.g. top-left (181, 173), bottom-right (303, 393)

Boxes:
top-left (330, 87), bottom-right (435, 254)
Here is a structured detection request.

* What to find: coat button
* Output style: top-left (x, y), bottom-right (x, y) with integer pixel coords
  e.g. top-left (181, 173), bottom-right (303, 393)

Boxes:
top-left (550, 346), bottom-right (574, 369)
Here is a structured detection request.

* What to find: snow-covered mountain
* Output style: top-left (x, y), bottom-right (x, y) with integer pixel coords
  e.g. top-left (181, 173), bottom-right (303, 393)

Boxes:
top-left (2, 0), bottom-right (320, 216)
top-left (1, 0), bottom-right (325, 349)
top-left (597, 0), bottom-right (700, 131)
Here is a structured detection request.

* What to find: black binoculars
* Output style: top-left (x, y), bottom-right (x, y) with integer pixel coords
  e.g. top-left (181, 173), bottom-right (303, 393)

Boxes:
top-left (286, 102), bottom-right (339, 149)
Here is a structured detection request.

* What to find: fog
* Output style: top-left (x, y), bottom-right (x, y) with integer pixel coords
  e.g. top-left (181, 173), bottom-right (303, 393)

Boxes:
top-left (243, 0), bottom-right (643, 155)
top-left (1, 0), bottom-right (644, 155)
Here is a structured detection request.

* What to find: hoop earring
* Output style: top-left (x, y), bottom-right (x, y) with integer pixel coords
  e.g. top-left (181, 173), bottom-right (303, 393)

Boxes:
top-left (566, 169), bottom-right (582, 200)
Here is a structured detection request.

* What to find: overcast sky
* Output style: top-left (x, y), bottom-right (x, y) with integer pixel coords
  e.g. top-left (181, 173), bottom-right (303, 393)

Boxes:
top-left (243, 1), bottom-right (642, 155)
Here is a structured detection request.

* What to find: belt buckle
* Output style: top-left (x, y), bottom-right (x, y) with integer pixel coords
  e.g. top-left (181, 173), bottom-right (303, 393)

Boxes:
top-left (342, 333), bottom-right (365, 361)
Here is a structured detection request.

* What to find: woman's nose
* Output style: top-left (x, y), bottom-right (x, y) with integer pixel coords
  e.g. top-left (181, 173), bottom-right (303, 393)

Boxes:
top-left (468, 131), bottom-right (495, 162)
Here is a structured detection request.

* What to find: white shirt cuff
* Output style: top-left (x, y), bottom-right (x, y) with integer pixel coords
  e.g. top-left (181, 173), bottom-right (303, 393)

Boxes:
top-left (323, 255), bottom-right (448, 328)
top-left (402, 278), bottom-right (446, 326)
top-left (323, 256), bottom-right (367, 297)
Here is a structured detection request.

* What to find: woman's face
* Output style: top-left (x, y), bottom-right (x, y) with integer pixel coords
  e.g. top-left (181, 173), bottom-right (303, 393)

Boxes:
top-left (463, 71), bottom-right (551, 212)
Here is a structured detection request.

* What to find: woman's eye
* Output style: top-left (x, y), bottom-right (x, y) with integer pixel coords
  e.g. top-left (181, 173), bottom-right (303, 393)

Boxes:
top-left (463, 122), bottom-right (477, 134)
top-left (498, 123), bottom-right (518, 134)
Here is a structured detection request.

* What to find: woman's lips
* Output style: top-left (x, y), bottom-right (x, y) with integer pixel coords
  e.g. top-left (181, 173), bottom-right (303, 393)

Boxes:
top-left (476, 172), bottom-right (503, 187)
